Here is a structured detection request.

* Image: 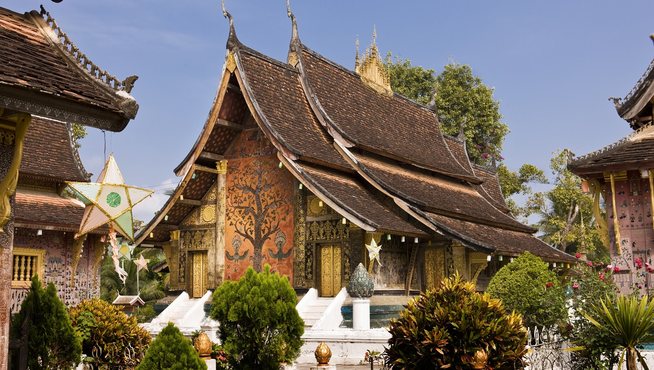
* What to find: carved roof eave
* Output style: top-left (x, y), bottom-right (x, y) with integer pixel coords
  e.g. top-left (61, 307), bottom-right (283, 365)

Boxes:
top-left (293, 43), bottom-right (481, 185)
top-left (134, 166), bottom-right (195, 246)
top-left (333, 139), bottom-right (535, 235)
top-left (25, 7), bottom-right (139, 126)
top-left (63, 122), bottom-right (92, 180)
top-left (173, 54), bottom-right (234, 177)
top-left (615, 57), bottom-right (654, 121)
top-left (0, 84), bottom-right (132, 132)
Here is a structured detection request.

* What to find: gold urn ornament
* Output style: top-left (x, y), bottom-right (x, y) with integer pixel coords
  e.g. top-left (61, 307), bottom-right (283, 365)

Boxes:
top-left (471, 349), bottom-right (488, 369)
top-left (314, 342), bottom-right (332, 365)
top-left (194, 331), bottom-right (212, 359)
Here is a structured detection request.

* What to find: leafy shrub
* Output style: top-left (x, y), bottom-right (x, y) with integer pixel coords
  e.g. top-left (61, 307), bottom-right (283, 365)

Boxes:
top-left (10, 276), bottom-right (81, 369)
top-left (69, 298), bottom-right (150, 369)
top-left (210, 265), bottom-right (304, 369)
top-left (386, 274), bottom-right (528, 369)
top-left (566, 261), bottom-right (618, 369)
top-left (137, 322), bottom-right (206, 370)
top-left (486, 252), bottom-right (566, 328)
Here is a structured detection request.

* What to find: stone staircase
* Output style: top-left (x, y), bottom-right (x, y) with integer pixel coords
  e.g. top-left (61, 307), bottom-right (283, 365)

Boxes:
top-left (300, 297), bottom-right (332, 328)
top-left (142, 291), bottom-right (218, 340)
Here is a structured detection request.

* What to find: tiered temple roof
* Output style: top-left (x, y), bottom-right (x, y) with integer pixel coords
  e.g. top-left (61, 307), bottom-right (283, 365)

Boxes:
top-left (0, 6), bottom-right (138, 131)
top-left (136, 15), bottom-right (573, 263)
top-left (15, 117), bottom-right (95, 233)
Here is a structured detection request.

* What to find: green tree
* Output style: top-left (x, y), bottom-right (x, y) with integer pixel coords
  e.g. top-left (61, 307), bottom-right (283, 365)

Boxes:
top-left (210, 265), bottom-right (304, 370)
top-left (137, 322), bottom-right (207, 370)
top-left (529, 149), bottom-right (604, 256)
top-left (433, 64), bottom-right (509, 165)
top-left (583, 295), bottom-right (654, 370)
top-left (567, 262), bottom-right (618, 370)
top-left (71, 123), bottom-right (87, 148)
top-left (10, 276), bottom-right (81, 370)
top-left (386, 274), bottom-right (528, 369)
top-left (385, 54), bottom-right (436, 106)
top-left (486, 252), bottom-right (566, 329)
top-left (497, 163), bottom-right (548, 218)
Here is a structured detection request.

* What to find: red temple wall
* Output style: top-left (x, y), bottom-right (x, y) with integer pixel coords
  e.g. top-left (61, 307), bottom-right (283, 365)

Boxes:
top-left (223, 129), bottom-right (295, 281)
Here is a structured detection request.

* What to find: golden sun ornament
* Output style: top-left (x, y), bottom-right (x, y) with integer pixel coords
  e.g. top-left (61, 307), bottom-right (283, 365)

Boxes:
top-left (66, 155), bottom-right (153, 242)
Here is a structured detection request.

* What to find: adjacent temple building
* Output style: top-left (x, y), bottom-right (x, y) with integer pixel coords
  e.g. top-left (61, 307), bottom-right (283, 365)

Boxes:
top-left (570, 44), bottom-right (654, 294)
top-left (135, 10), bottom-right (574, 298)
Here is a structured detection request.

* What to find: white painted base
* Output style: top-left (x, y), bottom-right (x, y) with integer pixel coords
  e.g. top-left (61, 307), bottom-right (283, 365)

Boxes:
top-left (352, 298), bottom-right (370, 330)
top-left (298, 328), bottom-right (391, 365)
top-left (310, 366), bottom-right (337, 370)
top-left (205, 359), bottom-right (216, 370)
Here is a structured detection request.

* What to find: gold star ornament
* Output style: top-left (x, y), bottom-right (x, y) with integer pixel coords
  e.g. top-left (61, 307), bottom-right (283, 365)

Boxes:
top-left (67, 155), bottom-right (153, 242)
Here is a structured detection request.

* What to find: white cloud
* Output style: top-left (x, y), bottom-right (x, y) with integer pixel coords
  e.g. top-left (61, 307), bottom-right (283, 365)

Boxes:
top-left (132, 177), bottom-right (178, 224)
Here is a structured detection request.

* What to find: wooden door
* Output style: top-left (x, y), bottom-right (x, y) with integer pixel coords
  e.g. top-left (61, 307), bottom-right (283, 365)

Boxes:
top-left (191, 251), bottom-right (208, 298)
top-left (320, 245), bottom-right (341, 297)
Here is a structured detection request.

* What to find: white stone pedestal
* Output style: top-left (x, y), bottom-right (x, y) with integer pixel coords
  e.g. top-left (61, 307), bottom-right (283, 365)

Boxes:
top-left (352, 298), bottom-right (370, 330)
top-left (310, 366), bottom-right (336, 370)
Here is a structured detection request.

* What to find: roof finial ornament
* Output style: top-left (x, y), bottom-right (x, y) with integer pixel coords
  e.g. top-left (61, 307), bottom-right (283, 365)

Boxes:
top-left (372, 25), bottom-right (377, 45)
top-left (650, 33), bottom-right (654, 45)
top-left (221, 0), bottom-right (233, 27)
top-left (355, 37), bottom-right (361, 72)
top-left (355, 26), bottom-right (392, 96)
top-left (221, 0), bottom-right (239, 48)
top-left (286, 0), bottom-right (298, 42)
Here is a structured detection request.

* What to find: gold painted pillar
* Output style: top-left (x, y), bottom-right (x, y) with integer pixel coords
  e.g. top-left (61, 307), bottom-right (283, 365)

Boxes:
top-left (0, 112), bottom-right (30, 370)
top-left (215, 160), bottom-right (227, 285)
top-left (451, 241), bottom-right (467, 279)
top-left (165, 230), bottom-right (180, 290)
top-left (424, 242), bottom-right (446, 290)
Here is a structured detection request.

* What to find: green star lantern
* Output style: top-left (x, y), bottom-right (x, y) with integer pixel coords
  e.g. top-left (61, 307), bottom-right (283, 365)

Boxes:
top-left (67, 155), bottom-right (153, 242)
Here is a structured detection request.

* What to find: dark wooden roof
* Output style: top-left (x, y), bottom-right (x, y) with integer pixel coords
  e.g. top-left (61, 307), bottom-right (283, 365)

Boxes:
top-left (134, 25), bottom-right (573, 262)
top-left (569, 125), bottom-right (654, 176)
top-left (15, 189), bottom-right (85, 232)
top-left (20, 116), bottom-right (90, 183)
top-left (613, 56), bottom-right (654, 129)
top-left (0, 6), bottom-right (138, 131)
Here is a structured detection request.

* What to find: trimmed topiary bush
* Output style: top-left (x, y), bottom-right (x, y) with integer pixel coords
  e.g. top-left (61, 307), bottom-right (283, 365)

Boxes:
top-left (210, 265), bottom-right (304, 369)
top-left (386, 274), bottom-right (528, 369)
top-left (137, 322), bottom-right (207, 370)
top-left (10, 276), bottom-right (81, 370)
top-left (69, 298), bottom-right (150, 369)
top-left (486, 252), bottom-right (566, 328)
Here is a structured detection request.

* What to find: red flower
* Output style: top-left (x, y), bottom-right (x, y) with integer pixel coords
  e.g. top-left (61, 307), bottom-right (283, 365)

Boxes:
top-left (546, 282), bottom-right (554, 288)
top-left (648, 267), bottom-right (654, 274)
top-left (575, 252), bottom-right (581, 259)
top-left (635, 257), bottom-right (643, 269)
top-left (572, 282), bottom-right (580, 290)
top-left (613, 266), bottom-right (621, 273)
top-left (599, 272), bottom-right (605, 281)
top-left (586, 261), bottom-right (593, 267)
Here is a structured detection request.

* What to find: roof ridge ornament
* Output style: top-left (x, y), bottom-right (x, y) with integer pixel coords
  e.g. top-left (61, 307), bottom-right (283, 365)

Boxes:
top-left (221, 0), bottom-right (239, 48)
top-left (286, 0), bottom-right (300, 67)
top-left (355, 26), bottom-right (393, 96)
top-left (35, 5), bottom-right (138, 94)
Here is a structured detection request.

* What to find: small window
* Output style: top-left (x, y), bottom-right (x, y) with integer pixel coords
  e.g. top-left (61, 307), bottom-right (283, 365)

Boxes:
top-left (12, 247), bottom-right (45, 289)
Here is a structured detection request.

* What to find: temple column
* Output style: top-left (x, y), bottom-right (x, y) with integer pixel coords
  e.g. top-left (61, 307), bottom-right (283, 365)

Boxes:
top-left (451, 241), bottom-right (467, 279)
top-left (0, 112), bottom-right (30, 369)
top-left (214, 160), bottom-right (227, 286)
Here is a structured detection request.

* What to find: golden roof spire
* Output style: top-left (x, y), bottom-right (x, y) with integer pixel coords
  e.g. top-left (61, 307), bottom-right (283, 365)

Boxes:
top-left (355, 26), bottom-right (392, 96)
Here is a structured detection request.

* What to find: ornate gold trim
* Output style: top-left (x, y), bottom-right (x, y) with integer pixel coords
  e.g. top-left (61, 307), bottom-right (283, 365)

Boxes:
top-left (11, 247), bottom-right (46, 289)
top-left (226, 52), bottom-right (237, 73)
top-left (0, 113), bottom-right (30, 231)
top-left (216, 160), bottom-right (228, 174)
top-left (355, 27), bottom-right (392, 96)
top-left (70, 234), bottom-right (87, 285)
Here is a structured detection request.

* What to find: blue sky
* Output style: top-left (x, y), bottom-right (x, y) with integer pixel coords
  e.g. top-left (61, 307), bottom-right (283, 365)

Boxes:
top-left (4, 0), bottom-right (654, 222)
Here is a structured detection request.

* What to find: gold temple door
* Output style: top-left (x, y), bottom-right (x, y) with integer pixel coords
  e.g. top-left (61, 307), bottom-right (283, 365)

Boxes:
top-left (320, 245), bottom-right (341, 297)
top-left (191, 251), bottom-right (208, 298)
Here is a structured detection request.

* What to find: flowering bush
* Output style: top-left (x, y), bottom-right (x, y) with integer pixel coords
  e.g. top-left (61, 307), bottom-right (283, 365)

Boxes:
top-left (566, 261), bottom-right (619, 370)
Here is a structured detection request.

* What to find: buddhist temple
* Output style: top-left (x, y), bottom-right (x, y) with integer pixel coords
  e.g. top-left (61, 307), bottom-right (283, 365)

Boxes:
top-left (135, 8), bottom-right (574, 299)
top-left (570, 42), bottom-right (654, 294)
top-left (0, 6), bottom-right (138, 366)
top-left (11, 117), bottom-right (107, 313)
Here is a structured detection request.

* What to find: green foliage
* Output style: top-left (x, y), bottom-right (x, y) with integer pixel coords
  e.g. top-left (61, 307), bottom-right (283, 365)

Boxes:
top-left (566, 262), bottom-right (618, 370)
top-left (69, 298), bottom-right (150, 368)
top-left (385, 53), bottom-right (436, 105)
top-left (137, 322), bottom-right (207, 370)
top-left (210, 265), bottom-right (304, 369)
top-left (71, 123), bottom-right (87, 148)
top-left (386, 274), bottom-right (528, 369)
top-left (486, 252), bottom-right (566, 328)
top-left (583, 294), bottom-right (654, 370)
top-left (528, 149), bottom-right (604, 256)
top-left (134, 303), bottom-right (158, 323)
top-left (101, 247), bottom-right (167, 303)
top-left (434, 63), bottom-right (509, 165)
top-left (10, 276), bottom-right (81, 370)
top-left (497, 163), bottom-right (548, 217)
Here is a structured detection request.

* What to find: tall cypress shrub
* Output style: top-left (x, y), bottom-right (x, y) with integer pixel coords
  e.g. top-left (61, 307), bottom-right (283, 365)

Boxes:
top-left (10, 276), bottom-right (81, 369)
top-left (137, 322), bottom-right (206, 370)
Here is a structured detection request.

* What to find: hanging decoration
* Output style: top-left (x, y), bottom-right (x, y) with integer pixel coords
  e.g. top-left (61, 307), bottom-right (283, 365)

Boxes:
top-left (366, 238), bottom-right (382, 273)
top-left (66, 155), bottom-right (153, 242)
top-left (135, 254), bottom-right (149, 273)
top-left (609, 173), bottom-right (622, 255)
top-left (108, 230), bottom-right (128, 284)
